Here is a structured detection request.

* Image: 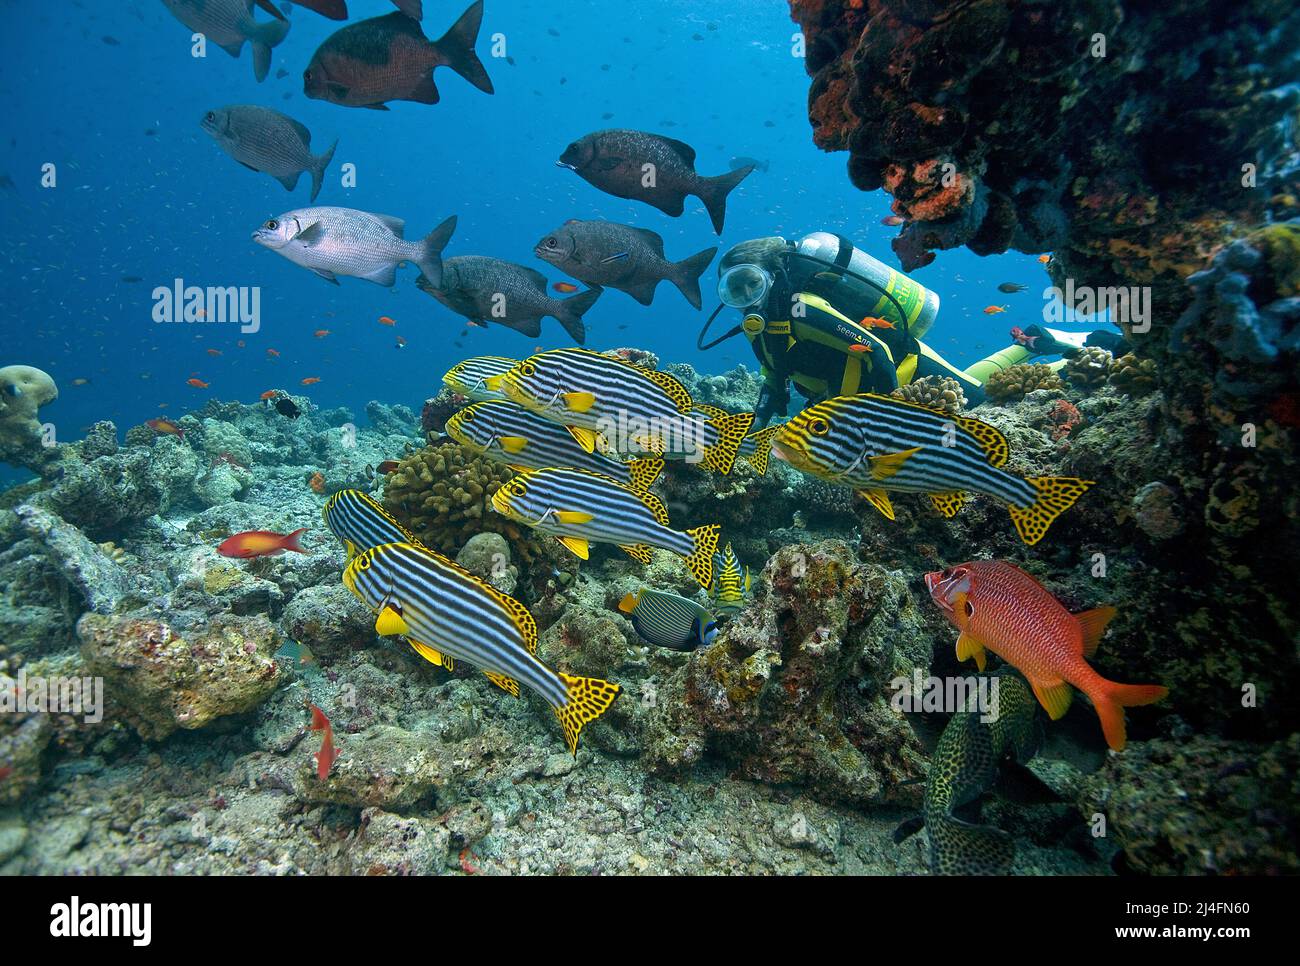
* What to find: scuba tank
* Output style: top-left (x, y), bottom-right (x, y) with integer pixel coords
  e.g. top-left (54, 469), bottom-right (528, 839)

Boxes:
top-left (788, 232), bottom-right (940, 341)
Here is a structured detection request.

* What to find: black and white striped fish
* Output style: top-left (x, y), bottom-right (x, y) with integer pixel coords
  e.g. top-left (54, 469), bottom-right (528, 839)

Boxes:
top-left (322, 487), bottom-right (421, 560)
top-left (774, 394), bottom-right (1093, 545)
top-left (442, 355), bottom-right (518, 401)
top-left (709, 543), bottom-right (751, 617)
top-left (444, 399), bottom-right (663, 490)
top-left (618, 588), bottom-right (717, 651)
top-left (492, 348), bottom-right (753, 475)
top-left (490, 466), bottom-right (721, 588)
top-left (343, 541), bottom-right (621, 755)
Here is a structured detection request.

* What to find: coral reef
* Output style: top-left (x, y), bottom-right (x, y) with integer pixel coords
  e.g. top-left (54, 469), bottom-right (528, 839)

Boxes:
top-left (789, 0), bottom-right (1300, 298)
top-left (1062, 347), bottom-right (1115, 391)
top-left (421, 388), bottom-right (468, 439)
top-left (890, 375), bottom-right (966, 414)
top-left (0, 365), bottom-right (58, 474)
top-left (1108, 353), bottom-right (1158, 397)
top-left (982, 363), bottom-right (1063, 403)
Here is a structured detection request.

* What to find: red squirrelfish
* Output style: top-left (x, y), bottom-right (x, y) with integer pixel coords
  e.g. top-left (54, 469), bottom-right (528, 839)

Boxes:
top-left (925, 560), bottom-right (1168, 751)
top-left (217, 528), bottom-right (308, 559)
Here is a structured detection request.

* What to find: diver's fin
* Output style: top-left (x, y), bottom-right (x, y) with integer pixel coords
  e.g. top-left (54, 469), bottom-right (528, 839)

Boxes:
top-left (683, 524), bottom-right (722, 590)
top-left (554, 671), bottom-right (622, 756)
top-left (869, 447), bottom-right (921, 481)
top-left (1029, 678), bottom-right (1074, 720)
top-left (408, 638), bottom-right (454, 671)
top-left (1007, 477), bottom-right (1095, 545)
top-left (619, 544), bottom-right (654, 564)
top-left (701, 411), bottom-right (754, 475)
top-left (955, 631), bottom-right (987, 672)
top-left (625, 458), bottom-right (664, 493)
top-left (858, 488), bottom-right (895, 520)
top-left (566, 426), bottom-right (598, 453)
top-left (483, 671), bottom-right (520, 697)
top-left (1075, 605), bottom-right (1116, 658)
top-left (556, 535), bottom-right (589, 559)
top-left (929, 491), bottom-right (969, 518)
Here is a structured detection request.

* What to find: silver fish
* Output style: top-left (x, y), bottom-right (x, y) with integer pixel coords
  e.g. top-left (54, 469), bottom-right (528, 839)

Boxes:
top-left (252, 207), bottom-right (455, 287)
top-left (161, 0), bottom-right (290, 83)
top-left (202, 105), bottom-right (337, 202)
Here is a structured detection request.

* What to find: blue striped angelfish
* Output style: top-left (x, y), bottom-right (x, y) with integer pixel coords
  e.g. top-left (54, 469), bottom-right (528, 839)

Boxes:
top-left (618, 588), bottom-right (717, 651)
top-left (322, 488), bottom-right (459, 671)
top-left (709, 543), bottom-right (751, 617)
top-left (774, 394), bottom-right (1093, 545)
top-left (444, 399), bottom-right (663, 491)
top-left (491, 347), bottom-right (753, 475)
top-left (443, 356), bottom-right (519, 401)
top-left (343, 542), bottom-right (621, 755)
top-left (489, 467), bottom-right (722, 589)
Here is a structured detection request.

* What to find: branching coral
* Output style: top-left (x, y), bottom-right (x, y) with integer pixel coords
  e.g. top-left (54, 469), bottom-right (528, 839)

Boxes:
top-left (982, 363), bottom-right (1063, 403)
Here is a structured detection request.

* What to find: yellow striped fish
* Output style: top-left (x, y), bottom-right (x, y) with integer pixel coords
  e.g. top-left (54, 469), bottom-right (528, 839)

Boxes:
top-left (618, 588), bottom-right (717, 651)
top-left (774, 394), bottom-right (1093, 545)
top-left (490, 467), bottom-right (721, 589)
top-left (445, 399), bottom-right (663, 491)
top-left (491, 348), bottom-right (753, 475)
top-left (343, 541), bottom-right (621, 755)
top-left (443, 356), bottom-right (519, 401)
top-left (322, 488), bottom-right (421, 561)
top-left (322, 488), bottom-right (457, 671)
top-left (709, 543), bottom-right (751, 617)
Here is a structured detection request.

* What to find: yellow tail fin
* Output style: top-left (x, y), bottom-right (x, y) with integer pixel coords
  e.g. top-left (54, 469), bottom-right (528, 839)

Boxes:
top-left (741, 425), bottom-right (780, 475)
top-left (701, 412), bottom-right (754, 475)
top-left (555, 671), bottom-right (622, 755)
top-left (1007, 477), bottom-right (1094, 545)
top-left (683, 524), bottom-right (722, 589)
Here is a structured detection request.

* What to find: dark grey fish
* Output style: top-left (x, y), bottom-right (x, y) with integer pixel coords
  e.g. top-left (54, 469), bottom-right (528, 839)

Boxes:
top-left (534, 219), bottom-right (716, 309)
top-left (558, 129), bottom-right (753, 234)
top-left (202, 105), bottom-right (336, 202)
top-left (417, 256), bottom-right (598, 344)
top-left (998, 282), bottom-right (1029, 293)
top-left (303, 3), bottom-right (492, 110)
top-left (729, 156), bottom-right (769, 173)
top-left (161, 0), bottom-right (290, 83)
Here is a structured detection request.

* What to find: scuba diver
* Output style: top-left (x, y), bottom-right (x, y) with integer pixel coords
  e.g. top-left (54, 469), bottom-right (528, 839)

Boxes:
top-left (698, 232), bottom-right (1129, 426)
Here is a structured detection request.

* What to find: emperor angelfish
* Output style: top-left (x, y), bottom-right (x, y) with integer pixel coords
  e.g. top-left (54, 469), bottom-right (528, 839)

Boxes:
top-left (443, 356), bottom-right (518, 401)
top-left (490, 467), bottom-right (721, 589)
top-left (618, 588), bottom-right (717, 652)
top-left (343, 542), bottom-right (621, 755)
top-left (893, 669), bottom-right (1042, 875)
top-left (493, 348), bottom-right (754, 475)
top-left (709, 542), bottom-right (750, 617)
top-left (322, 487), bottom-right (420, 560)
top-left (774, 394), bottom-right (1094, 545)
top-left (445, 400), bottom-right (664, 490)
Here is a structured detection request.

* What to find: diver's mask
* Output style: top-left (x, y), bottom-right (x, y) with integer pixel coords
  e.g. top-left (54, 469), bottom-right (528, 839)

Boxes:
top-left (717, 264), bottom-right (773, 309)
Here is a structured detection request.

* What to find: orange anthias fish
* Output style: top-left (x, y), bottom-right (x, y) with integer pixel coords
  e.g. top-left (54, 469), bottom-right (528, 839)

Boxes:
top-left (858, 315), bottom-right (895, 330)
top-left (301, 377), bottom-right (321, 385)
top-left (983, 305), bottom-right (1007, 315)
top-left (925, 560), bottom-right (1168, 751)
top-left (309, 704), bottom-right (339, 781)
top-left (847, 343), bottom-right (873, 353)
top-left (267, 348), bottom-right (281, 358)
top-left (206, 348), bottom-right (223, 357)
top-left (145, 417), bottom-right (185, 439)
top-left (552, 281), bottom-right (579, 294)
top-left (187, 378), bottom-right (209, 389)
top-left (216, 528), bottom-right (308, 559)
top-left (1038, 254), bottom-right (1052, 264)
top-left (881, 214), bottom-right (905, 227)
top-left (314, 329), bottom-right (330, 338)
top-left (378, 315), bottom-right (397, 326)
top-left (259, 389), bottom-right (278, 401)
